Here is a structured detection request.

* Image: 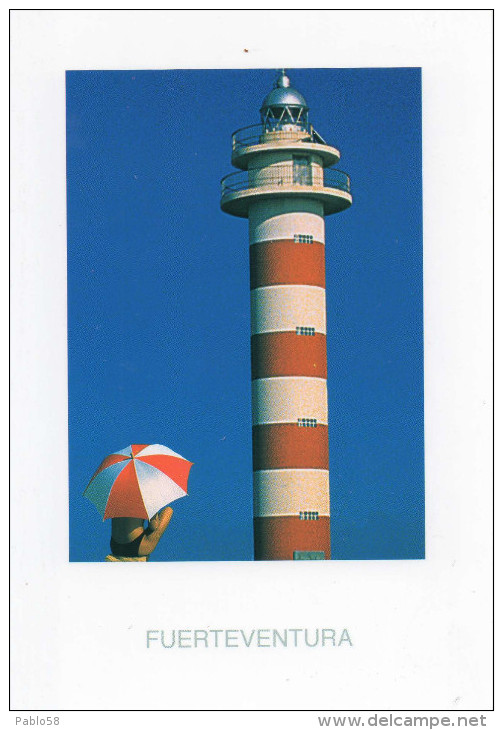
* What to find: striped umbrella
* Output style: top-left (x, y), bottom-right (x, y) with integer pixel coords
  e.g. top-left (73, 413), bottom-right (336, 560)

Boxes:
top-left (84, 444), bottom-right (193, 520)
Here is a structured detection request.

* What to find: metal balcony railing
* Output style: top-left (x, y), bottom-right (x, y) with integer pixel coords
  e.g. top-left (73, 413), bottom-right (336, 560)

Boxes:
top-left (232, 123), bottom-right (329, 152)
top-left (221, 164), bottom-right (351, 197)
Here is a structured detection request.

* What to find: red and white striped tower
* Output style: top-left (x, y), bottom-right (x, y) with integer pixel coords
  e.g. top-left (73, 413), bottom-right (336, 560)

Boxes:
top-left (221, 70), bottom-right (352, 560)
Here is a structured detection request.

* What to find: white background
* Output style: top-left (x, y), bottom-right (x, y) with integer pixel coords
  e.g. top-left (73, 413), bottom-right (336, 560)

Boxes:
top-left (9, 8), bottom-right (494, 723)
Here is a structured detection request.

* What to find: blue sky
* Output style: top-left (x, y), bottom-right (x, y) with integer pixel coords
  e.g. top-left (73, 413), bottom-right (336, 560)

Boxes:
top-left (67, 67), bottom-right (423, 562)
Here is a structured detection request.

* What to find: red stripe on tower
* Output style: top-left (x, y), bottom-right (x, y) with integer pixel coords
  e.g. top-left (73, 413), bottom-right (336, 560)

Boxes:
top-left (250, 239), bottom-right (326, 288)
top-left (251, 332), bottom-right (327, 379)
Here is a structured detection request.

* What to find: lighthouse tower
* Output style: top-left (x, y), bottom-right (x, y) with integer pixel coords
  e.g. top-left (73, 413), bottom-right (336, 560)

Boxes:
top-left (221, 70), bottom-right (352, 560)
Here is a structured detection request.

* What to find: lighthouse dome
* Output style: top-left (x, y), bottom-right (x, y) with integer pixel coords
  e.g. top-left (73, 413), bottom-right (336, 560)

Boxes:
top-left (260, 71), bottom-right (308, 112)
top-left (260, 70), bottom-right (309, 131)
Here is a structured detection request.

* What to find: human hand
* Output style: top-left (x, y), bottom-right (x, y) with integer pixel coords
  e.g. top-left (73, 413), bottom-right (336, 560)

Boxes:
top-left (148, 505), bottom-right (173, 532)
top-left (140, 506), bottom-right (174, 556)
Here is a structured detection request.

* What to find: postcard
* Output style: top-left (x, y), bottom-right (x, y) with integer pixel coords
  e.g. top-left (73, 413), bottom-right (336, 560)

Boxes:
top-left (10, 9), bottom-right (494, 723)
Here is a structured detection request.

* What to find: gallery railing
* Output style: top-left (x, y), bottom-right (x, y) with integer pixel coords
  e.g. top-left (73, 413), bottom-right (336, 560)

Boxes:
top-left (231, 124), bottom-right (329, 152)
top-left (221, 164), bottom-right (351, 197)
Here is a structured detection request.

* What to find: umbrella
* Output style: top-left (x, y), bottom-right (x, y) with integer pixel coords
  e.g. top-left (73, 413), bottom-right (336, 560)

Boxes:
top-left (84, 444), bottom-right (193, 520)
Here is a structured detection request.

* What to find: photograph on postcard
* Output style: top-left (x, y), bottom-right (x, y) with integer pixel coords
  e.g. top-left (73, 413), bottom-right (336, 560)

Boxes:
top-left (67, 67), bottom-right (423, 563)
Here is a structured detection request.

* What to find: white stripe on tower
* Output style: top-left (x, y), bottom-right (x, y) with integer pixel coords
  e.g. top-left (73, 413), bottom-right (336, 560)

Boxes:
top-left (253, 469), bottom-right (330, 517)
top-left (249, 199), bottom-right (325, 244)
top-left (251, 376), bottom-right (328, 426)
top-left (251, 285), bottom-right (327, 335)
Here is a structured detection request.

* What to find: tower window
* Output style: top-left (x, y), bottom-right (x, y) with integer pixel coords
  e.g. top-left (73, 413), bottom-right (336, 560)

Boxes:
top-left (294, 234), bottom-right (314, 244)
top-left (296, 326), bottom-right (315, 336)
top-left (297, 418), bottom-right (317, 428)
top-left (299, 511), bottom-right (319, 521)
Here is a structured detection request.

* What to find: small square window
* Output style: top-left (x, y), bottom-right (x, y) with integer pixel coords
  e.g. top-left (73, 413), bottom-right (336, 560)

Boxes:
top-left (296, 326), bottom-right (315, 336)
top-left (294, 234), bottom-right (314, 244)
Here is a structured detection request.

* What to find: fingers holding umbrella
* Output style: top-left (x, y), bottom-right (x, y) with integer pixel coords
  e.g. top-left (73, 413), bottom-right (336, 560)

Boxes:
top-left (141, 507), bottom-right (174, 556)
top-left (147, 505), bottom-right (174, 533)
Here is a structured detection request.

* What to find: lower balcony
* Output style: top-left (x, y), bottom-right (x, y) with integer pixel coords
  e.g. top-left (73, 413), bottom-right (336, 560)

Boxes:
top-left (220, 164), bottom-right (352, 217)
